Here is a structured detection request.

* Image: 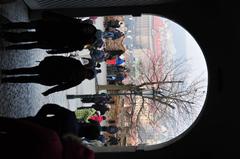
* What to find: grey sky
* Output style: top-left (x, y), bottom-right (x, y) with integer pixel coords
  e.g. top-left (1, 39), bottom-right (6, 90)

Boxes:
top-left (168, 19), bottom-right (208, 85)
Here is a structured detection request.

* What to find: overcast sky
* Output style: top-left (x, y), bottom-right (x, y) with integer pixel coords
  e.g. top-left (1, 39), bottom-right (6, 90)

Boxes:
top-left (166, 18), bottom-right (208, 134)
top-left (168, 19), bottom-right (208, 85)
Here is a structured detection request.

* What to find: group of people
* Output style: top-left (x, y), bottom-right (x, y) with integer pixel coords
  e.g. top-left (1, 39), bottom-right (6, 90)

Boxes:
top-left (74, 92), bottom-right (120, 147)
top-left (0, 99), bottom-right (119, 157)
top-left (0, 11), bottom-right (123, 157)
top-left (0, 11), bottom-right (104, 96)
top-left (0, 12), bottom-right (127, 95)
top-left (106, 53), bottom-right (129, 84)
top-left (88, 19), bottom-right (126, 63)
top-left (27, 104), bottom-right (118, 141)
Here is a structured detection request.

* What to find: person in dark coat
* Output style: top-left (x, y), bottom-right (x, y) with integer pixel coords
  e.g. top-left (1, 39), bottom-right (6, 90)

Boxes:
top-left (23, 103), bottom-right (79, 137)
top-left (0, 56), bottom-right (99, 96)
top-left (107, 72), bottom-right (127, 82)
top-left (19, 103), bottom-right (118, 141)
top-left (0, 11), bottom-right (97, 53)
top-left (0, 115), bottom-right (96, 159)
top-left (80, 93), bottom-right (112, 104)
top-left (89, 49), bottom-right (106, 62)
top-left (78, 119), bottom-right (119, 140)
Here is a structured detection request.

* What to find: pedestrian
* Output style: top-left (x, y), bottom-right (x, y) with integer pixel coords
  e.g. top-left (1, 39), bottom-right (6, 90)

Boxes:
top-left (17, 103), bottom-right (118, 140)
top-left (22, 103), bottom-right (80, 137)
top-left (107, 72), bottom-right (126, 82)
top-left (0, 114), bottom-right (95, 159)
top-left (75, 107), bottom-right (97, 123)
top-left (78, 119), bottom-right (119, 140)
top-left (80, 93), bottom-right (111, 104)
top-left (0, 56), bottom-right (100, 96)
top-left (0, 11), bottom-right (97, 53)
top-left (91, 104), bottom-right (111, 115)
top-left (90, 29), bottom-right (104, 49)
top-left (89, 49), bottom-right (106, 62)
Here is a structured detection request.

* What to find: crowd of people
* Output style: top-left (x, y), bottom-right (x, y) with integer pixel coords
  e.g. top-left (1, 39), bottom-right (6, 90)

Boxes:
top-left (0, 11), bottom-right (125, 158)
top-left (74, 92), bottom-right (121, 147)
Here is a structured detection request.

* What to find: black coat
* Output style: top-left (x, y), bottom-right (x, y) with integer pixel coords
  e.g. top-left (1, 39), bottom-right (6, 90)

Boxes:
top-left (23, 104), bottom-right (79, 137)
top-left (34, 12), bottom-right (97, 52)
top-left (39, 56), bottom-right (86, 84)
top-left (39, 56), bottom-right (95, 95)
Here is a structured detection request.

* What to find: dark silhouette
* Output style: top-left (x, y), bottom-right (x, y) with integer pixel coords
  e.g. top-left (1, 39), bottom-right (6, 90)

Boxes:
top-left (23, 103), bottom-right (79, 137)
top-left (1, 56), bottom-right (99, 96)
top-left (90, 29), bottom-right (104, 49)
top-left (0, 0), bottom-right (17, 4)
top-left (0, 11), bottom-right (97, 53)
top-left (20, 103), bottom-right (118, 140)
top-left (89, 48), bottom-right (106, 62)
top-left (80, 93), bottom-right (112, 104)
top-left (78, 119), bottom-right (119, 140)
top-left (0, 115), bottom-right (95, 159)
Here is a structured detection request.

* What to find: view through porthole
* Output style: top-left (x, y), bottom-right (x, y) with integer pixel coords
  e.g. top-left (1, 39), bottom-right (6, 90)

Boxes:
top-left (0, 13), bottom-right (208, 151)
top-left (74, 14), bottom-right (208, 148)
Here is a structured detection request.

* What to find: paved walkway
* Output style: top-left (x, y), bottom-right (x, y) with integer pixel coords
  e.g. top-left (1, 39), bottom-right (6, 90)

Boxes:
top-left (0, 0), bottom-right (106, 117)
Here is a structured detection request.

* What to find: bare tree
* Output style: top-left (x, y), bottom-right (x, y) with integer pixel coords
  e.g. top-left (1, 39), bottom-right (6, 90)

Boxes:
top-left (121, 50), bottom-right (207, 145)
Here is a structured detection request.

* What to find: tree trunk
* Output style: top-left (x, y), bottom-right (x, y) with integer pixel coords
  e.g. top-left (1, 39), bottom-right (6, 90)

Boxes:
top-left (97, 84), bottom-right (133, 91)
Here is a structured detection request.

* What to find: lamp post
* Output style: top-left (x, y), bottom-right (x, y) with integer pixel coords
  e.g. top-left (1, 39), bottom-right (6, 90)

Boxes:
top-left (66, 93), bottom-right (109, 100)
